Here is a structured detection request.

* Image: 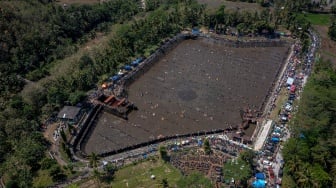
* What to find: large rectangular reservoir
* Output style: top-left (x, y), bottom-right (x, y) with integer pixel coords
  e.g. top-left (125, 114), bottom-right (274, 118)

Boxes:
top-left (84, 38), bottom-right (289, 154)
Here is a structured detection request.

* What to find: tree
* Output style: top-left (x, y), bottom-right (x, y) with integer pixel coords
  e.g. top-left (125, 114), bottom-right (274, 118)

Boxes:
top-left (240, 150), bottom-right (255, 167)
top-left (331, 5), bottom-right (336, 14)
top-left (89, 152), bottom-right (100, 168)
top-left (49, 165), bottom-right (66, 182)
top-left (160, 178), bottom-right (169, 188)
top-left (203, 138), bottom-right (212, 155)
top-left (104, 162), bottom-right (116, 176)
top-left (329, 18), bottom-right (336, 41)
top-left (282, 59), bottom-right (336, 188)
top-left (40, 157), bottom-right (57, 170)
top-left (159, 146), bottom-right (169, 162)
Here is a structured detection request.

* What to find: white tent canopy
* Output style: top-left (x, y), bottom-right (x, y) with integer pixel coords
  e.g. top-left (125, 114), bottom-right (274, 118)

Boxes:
top-left (286, 77), bottom-right (294, 85)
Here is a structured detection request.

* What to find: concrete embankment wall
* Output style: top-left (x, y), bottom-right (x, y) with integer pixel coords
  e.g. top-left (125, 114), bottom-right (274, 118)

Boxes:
top-left (121, 33), bottom-right (188, 89)
top-left (72, 105), bottom-right (102, 158)
top-left (98, 129), bottom-right (225, 157)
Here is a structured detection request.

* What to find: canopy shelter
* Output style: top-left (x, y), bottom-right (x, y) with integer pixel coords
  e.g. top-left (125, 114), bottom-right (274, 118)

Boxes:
top-left (110, 75), bottom-right (120, 81)
top-left (131, 57), bottom-right (143, 67)
top-left (131, 60), bottom-right (139, 67)
top-left (252, 179), bottom-right (266, 188)
top-left (286, 77), bottom-right (294, 86)
top-left (255, 173), bottom-right (265, 180)
top-left (123, 65), bottom-right (132, 71)
top-left (271, 137), bottom-right (280, 143)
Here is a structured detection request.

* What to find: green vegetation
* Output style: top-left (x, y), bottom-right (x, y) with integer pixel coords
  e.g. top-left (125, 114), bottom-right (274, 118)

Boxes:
top-left (176, 172), bottom-right (213, 188)
top-left (329, 16), bottom-right (336, 41)
top-left (1, 0), bottom-right (332, 186)
top-left (282, 59), bottom-right (336, 187)
top-left (0, 0), bottom-right (205, 186)
top-left (302, 13), bottom-right (331, 26)
top-left (208, 5), bottom-right (276, 35)
top-left (111, 159), bottom-right (182, 188)
top-left (203, 138), bottom-right (212, 155)
top-left (33, 169), bottom-right (54, 188)
top-left (223, 157), bottom-right (252, 187)
top-left (159, 146), bottom-right (169, 162)
top-left (89, 152), bottom-right (100, 168)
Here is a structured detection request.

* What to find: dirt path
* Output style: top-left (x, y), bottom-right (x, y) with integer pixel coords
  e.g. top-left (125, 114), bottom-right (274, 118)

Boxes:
top-left (43, 123), bottom-right (68, 166)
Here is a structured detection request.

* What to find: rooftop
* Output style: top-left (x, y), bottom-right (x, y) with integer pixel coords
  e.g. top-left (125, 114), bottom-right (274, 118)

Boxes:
top-left (57, 106), bottom-right (81, 120)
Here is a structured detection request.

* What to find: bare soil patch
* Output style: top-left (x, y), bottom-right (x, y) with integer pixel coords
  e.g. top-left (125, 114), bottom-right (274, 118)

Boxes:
top-left (314, 25), bottom-right (336, 66)
top-left (57, 0), bottom-right (99, 5)
top-left (84, 38), bottom-right (289, 154)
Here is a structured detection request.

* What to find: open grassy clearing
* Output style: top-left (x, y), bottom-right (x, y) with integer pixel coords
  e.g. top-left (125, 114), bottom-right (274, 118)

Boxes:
top-left (33, 169), bottom-right (53, 188)
top-left (269, 88), bottom-right (288, 121)
top-left (223, 158), bottom-right (250, 183)
top-left (111, 159), bottom-right (182, 188)
top-left (302, 13), bottom-right (331, 26)
top-left (198, 0), bottom-right (262, 13)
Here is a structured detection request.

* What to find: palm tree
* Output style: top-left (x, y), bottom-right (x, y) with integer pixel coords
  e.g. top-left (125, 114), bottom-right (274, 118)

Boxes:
top-left (89, 152), bottom-right (100, 169)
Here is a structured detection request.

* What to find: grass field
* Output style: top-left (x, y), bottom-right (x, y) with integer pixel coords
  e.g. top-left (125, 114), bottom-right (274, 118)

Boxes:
top-left (111, 158), bottom-right (182, 188)
top-left (303, 13), bottom-right (331, 26)
top-left (33, 169), bottom-right (53, 188)
top-left (269, 89), bottom-right (288, 121)
top-left (223, 158), bottom-right (251, 184)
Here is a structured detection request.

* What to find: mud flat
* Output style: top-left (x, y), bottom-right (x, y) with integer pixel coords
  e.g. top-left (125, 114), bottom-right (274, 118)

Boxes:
top-left (84, 38), bottom-right (290, 154)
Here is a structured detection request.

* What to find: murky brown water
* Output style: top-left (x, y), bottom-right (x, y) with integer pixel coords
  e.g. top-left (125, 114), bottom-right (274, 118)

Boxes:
top-left (84, 38), bottom-right (289, 154)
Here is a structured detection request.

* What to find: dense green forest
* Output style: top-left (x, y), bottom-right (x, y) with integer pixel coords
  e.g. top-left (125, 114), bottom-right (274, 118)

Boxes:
top-left (0, 0), bottom-right (142, 186)
top-left (1, 0), bottom-right (334, 187)
top-left (0, 0), bottom-right (207, 186)
top-left (282, 59), bottom-right (336, 187)
top-left (0, 0), bottom-right (142, 111)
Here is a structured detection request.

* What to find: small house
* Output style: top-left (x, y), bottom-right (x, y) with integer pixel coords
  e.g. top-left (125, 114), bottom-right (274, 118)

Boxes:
top-left (57, 106), bottom-right (81, 124)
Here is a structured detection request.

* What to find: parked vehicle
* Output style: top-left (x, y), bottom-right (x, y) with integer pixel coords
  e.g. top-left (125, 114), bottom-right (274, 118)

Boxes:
top-left (285, 103), bottom-right (292, 111)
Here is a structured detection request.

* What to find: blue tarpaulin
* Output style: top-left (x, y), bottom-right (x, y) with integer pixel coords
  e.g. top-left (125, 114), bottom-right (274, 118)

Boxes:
top-left (192, 28), bottom-right (200, 35)
top-left (197, 140), bottom-right (203, 146)
top-left (131, 57), bottom-right (143, 67)
top-left (136, 57), bottom-right (143, 63)
top-left (124, 65), bottom-right (132, 71)
top-left (271, 137), bottom-right (280, 142)
top-left (299, 133), bottom-right (305, 139)
top-left (255, 173), bottom-right (265, 180)
top-left (111, 75), bottom-right (120, 81)
top-left (252, 179), bottom-right (266, 188)
top-left (131, 60), bottom-right (139, 66)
